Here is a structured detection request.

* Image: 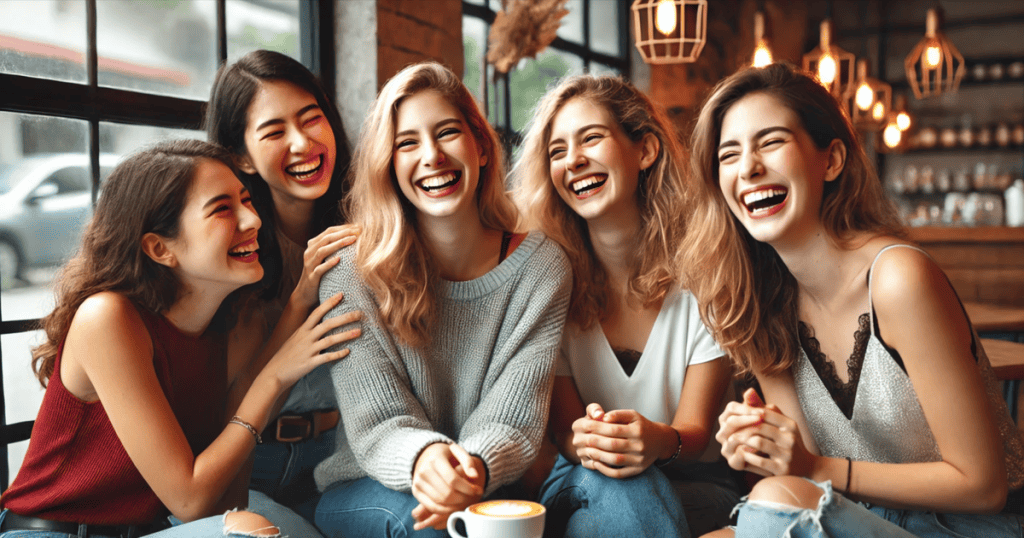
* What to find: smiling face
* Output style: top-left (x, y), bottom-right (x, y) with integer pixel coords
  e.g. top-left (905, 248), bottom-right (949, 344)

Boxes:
top-left (546, 98), bottom-right (655, 224)
top-left (239, 79), bottom-right (336, 209)
top-left (392, 90), bottom-right (488, 222)
top-left (159, 159), bottom-right (263, 295)
top-left (717, 92), bottom-right (841, 247)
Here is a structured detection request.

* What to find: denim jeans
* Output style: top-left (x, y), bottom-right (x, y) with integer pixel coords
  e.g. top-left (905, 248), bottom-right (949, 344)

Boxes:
top-left (315, 477), bottom-right (448, 538)
top-left (251, 429), bottom-right (336, 523)
top-left (537, 454), bottom-right (690, 538)
top-left (734, 479), bottom-right (1024, 538)
top-left (154, 489), bottom-right (322, 538)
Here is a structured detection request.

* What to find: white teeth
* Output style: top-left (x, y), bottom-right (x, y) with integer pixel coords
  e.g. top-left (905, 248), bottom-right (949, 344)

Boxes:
top-left (571, 176), bottom-right (606, 194)
top-left (286, 156), bottom-right (322, 176)
top-left (743, 188), bottom-right (787, 207)
top-left (420, 172), bottom-right (457, 189)
top-left (230, 240), bottom-right (259, 256)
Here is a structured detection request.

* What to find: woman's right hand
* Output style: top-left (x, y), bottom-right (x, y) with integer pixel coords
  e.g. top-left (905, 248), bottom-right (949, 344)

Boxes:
top-left (292, 224), bottom-right (360, 311)
top-left (716, 388), bottom-right (770, 471)
top-left (262, 291), bottom-right (361, 389)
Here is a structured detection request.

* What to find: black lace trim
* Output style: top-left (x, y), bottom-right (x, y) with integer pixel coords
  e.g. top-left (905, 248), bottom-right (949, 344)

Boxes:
top-left (798, 313), bottom-right (871, 420)
top-left (612, 347), bottom-right (643, 376)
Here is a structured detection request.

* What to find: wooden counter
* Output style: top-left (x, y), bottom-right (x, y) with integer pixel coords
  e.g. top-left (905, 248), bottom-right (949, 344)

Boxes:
top-left (965, 302), bottom-right (1024, 334)
top-left (909, 226), bottom-right (1024, 308)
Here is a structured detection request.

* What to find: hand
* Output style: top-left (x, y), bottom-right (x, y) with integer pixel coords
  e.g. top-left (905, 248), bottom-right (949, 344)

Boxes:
top-left (411, 442), bottom-right (485, 530)
top-left (716, 388), bottom-right (770, 471)
top-left (262, 291), bottom-right (361, 389)
top-left (570, 403), bottom-right (668, 479)
top-left (717, 389), bottom-right (812, 478)
top-left (291, 224), bottom-right (360, 311)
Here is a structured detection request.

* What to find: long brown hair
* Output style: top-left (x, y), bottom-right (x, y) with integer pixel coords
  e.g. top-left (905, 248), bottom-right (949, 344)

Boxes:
top-left (347, 62), bottom-right (518, 346)
top-left (32, 140), bottom-right (237, 386)
top-left (513, 75), bottom-right (686, 329)
top-left (679, 63), bottom-right (905, 376)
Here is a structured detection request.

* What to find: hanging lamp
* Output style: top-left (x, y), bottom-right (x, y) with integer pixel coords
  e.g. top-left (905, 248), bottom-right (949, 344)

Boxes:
top-left (751, 10), bottom-right (773, 68)
top-left (802, 18), bottom-right (856, 97)
top-left (892, 94), bottom-right (912, 132)
top-left (847, 59), bottom-right (891, 129)
top-left (631, 0), bottom-right (707, 64)
top-left (904, 7), bottom-right (964, 99)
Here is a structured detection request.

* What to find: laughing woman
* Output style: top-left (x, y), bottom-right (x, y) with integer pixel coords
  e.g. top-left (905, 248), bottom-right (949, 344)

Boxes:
top-left (681, 63), bottom-right (1024, 538)
top-left (513, 75), bottom-right (736, 538)
top-left (311, 62), bottom-right (572, 538)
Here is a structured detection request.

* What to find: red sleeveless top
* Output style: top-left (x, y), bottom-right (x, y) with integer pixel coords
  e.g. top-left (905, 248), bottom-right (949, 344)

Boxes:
top-left (0, 305), bottom-right (225, 525)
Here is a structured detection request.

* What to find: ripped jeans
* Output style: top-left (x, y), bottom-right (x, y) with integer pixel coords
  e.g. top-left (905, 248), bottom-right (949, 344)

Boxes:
top-left (150, 490), bottom-right (322, 538)
top-left (734, 479), bottom-right (1024, 538)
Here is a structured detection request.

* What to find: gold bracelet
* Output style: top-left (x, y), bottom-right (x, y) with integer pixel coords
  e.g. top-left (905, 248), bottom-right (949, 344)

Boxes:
top-left (229, 415), bottom-right (262, 445)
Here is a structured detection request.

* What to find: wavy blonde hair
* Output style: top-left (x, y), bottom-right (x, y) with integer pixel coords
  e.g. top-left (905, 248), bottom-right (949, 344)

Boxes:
top-left (512, 75), bottom-right (687, 329)
top-left (678, 63), bottom-right (905, 376)
top-left (347, 61), bottom-right (519, 346)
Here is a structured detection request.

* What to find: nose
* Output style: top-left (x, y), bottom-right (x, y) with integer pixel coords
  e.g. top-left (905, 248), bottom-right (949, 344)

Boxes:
top-left (239, 203), bottom-right (261, 233)
top-left (422, 139), bottom-right (446, 167)
top-left (738, 149), bottom-right (764, 182)
top-left (565, 143), bottom-right (586, 172)
top-left (288, 127), bottom-right (311, 154)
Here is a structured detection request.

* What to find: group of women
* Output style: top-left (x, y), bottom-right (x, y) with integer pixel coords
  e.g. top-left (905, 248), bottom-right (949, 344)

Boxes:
top-left (0, 47), bottom-right (1021, 538)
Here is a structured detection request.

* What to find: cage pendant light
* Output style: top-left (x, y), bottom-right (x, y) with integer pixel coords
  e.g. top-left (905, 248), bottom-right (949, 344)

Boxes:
top-left (846, 59), bottom-right (891, 130)
top-left (751, 10), bottom-right (773, 68)
top-left (904, 8), bottom-right (964, 99)
top-left (802, 19), bottom-right (855, 97)
top-left (632, 0), bottom-right (707, 64)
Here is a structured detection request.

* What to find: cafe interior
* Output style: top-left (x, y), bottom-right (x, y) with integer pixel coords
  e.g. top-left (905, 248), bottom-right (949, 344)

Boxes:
top-left (0, 0), bottom-right (1023, 494)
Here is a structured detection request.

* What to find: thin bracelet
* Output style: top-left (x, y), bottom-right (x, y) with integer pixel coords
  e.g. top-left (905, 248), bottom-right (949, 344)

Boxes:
top-left (655, 428), bottom-right (683, 468)
top-left (229, 415), bottom-right (262, 445)
top-left (845, 457), bottom-right (853, 493)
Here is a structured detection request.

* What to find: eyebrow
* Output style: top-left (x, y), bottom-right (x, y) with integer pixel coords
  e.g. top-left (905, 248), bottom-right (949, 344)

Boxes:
top-left (202, 187), bottom-right (249, 211)
top-left (718, 126), bottom-right (793, 152)
top-left (254, 103), bottom-right (321, 132)
top-left (394, 117), bottom-right (462, 139)
top-left (548, 123), bottom-right (605, 147)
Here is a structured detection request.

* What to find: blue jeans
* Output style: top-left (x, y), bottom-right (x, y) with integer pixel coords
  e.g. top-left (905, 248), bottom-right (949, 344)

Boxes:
top-left (251, 430), bottom-right (336, 523)
top-left (734, 479), bottom-right (1024, 538)
top-left (315, 477), bottom-right (447, 538)
top-left (537, 454), bottom-right (690, 538)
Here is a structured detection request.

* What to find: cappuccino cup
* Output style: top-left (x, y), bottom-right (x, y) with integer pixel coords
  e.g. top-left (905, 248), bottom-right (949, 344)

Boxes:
top-left (447, 499), bottom-right (545, 538)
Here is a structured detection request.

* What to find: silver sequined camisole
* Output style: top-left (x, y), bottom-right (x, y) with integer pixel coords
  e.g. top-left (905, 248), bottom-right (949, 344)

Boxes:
top-left (793, 244), bottom-right (1024, 489)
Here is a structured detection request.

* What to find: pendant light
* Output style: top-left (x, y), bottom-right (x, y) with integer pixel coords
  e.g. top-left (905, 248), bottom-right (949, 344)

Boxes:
top-left (632, 0), bottom-right (708, 64)
top-left (802, 17), bottom-right (856, 97)
top-left (904, 7), bottom-right (964, 98)
top-left (751, 10), bottom-right (773, 68)
top-left (847, 59), bottom-right (891, 130)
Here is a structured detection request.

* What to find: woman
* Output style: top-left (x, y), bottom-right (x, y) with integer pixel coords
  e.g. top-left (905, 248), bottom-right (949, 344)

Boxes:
top-left (0, 140), bottom-right (360, 537)
top-left (311, 62), bottom-right (572, 538)
top-left (681, 63), bottom-right (1024, 537)
top-left (512, 74), bottom-right (736, 538)
top-left (206, 49), bottom-right (358, 523)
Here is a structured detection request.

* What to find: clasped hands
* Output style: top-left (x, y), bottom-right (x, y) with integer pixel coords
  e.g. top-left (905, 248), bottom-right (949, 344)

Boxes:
top-left (716, 388), bottom-right (814, 478)
top-left (571, 403), bottom-right (673, 479)
top-left (411, 442), bottom-right (486, 530)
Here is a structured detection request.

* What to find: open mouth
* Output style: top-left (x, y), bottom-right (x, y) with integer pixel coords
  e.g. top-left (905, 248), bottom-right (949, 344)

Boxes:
top-left (229, 239), bottom-right (260, 261)
top-left (286, 155), bottom-right (324, 181)
top-left (742, 187), bottom-right (788, 217)
top-left (417, 171), bottom-right (461, 194)
top-left (570, 175), bottom-right (607, 197)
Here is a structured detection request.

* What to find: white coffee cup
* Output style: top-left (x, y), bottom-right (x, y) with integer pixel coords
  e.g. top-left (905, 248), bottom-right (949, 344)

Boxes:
top-left (447, 499), bottom-right (545, 538)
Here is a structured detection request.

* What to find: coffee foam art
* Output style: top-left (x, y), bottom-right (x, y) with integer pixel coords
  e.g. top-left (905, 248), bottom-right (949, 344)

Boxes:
top-left (470, 500), bottom-right (545, 518)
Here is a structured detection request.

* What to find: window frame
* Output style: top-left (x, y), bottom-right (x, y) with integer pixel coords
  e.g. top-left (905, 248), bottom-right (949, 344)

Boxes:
top-left (0, 0), bottom-right (333, 490)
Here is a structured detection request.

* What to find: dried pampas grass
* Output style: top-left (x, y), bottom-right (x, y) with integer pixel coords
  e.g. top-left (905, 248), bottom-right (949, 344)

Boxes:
top-left (487, 0), bottom-right (570, 74)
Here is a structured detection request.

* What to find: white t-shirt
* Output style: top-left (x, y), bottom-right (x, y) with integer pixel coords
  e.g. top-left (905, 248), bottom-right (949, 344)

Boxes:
top-left (556, 289), bottom-right (724, 425)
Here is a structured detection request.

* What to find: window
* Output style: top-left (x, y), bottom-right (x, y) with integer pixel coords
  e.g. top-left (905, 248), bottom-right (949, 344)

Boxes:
top-left (462, 0), bottom-right (630, 144)
top-left (0, 0), bottom-right (330, 489)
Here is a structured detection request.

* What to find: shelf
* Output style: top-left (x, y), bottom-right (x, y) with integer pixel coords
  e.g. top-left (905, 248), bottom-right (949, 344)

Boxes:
top-left (907, 226), bottom-right (1024, 243)
top-left (902, 145), bottom-right (1024, 155)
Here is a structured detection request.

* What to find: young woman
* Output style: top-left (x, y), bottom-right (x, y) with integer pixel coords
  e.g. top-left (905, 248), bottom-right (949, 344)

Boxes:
top-left (680, 63), bottom-right (1024, 538)
top-left (512, 74), bottom-right (736, 538)
top-left (310, 61), bottom-right (572, 538)
top-left (206, 49), bottom-right (358, 523)
top-left (0, 140), bottom-right (360, 538)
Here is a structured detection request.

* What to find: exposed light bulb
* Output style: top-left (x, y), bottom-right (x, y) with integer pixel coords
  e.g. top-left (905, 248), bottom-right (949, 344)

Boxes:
top-left (872, 102), bottom-right (886, 121)
top-left (856, 83), bottom-right (875, 111)
top-left (925, 44), bottom-right (941, 68)
top-left (753, 42), bottom-right (773, 68)
top-left (883, 123), bottom-right (902, 148)
top-left (896, 111), bottom-right (911, 131)
top-left (818, 54), bottom-right (837, 86)
top-left (655, 0), bottom-right (677, 36)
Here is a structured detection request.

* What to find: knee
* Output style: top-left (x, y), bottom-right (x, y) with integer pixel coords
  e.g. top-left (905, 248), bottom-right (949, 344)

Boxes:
top-left (224, 510), bottom-right (281, 537)
top-left (746, 476), bottom-right (823, 510)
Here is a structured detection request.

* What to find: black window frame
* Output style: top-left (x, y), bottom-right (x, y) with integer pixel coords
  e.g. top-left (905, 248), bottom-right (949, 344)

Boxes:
top-left (0, 0), bottom-right (334, 490)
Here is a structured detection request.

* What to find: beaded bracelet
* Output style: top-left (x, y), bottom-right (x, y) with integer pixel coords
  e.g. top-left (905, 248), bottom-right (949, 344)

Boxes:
top-left (229, 415), bottom-right (262, 445)
top-left (655, 428), bottom-right (683, 468)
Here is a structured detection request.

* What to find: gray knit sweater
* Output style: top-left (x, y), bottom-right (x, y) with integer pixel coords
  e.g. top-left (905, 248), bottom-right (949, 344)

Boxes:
top-left (313, 231), bottom-right (571, 495)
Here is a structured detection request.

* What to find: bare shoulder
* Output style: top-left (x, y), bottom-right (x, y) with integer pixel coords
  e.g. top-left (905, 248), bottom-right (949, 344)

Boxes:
top-left (68, 291), bottom-right (152, 355)
top-left (866, 242), bottom-right (952, 314)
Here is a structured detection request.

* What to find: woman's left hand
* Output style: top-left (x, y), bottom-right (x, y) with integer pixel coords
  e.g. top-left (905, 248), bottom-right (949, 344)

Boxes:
top-left (723, 405), bottom-right (816, 478)
top-left (292, 224), bottom-right (360, 310)
top-left (573, 403), bottom-right (674, 479)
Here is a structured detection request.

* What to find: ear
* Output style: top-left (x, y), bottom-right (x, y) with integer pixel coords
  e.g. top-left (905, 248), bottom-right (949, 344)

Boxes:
top-left (141, 232), bottom-right (177, 268)
top-left (824, 139), bottom-right (847, 182)
top-left (639, 132), bottom-right (660, 172)
top-left (477, 141), bottom-right (489, 168)
top-left (235, 153), bottom-right (257, 175)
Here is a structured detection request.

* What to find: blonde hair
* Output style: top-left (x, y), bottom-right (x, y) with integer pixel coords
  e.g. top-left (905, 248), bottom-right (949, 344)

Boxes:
top-left (679, 63), bottom-right (905, 376)
top-left (347, 62), bottom-right (519, 346)
top-left (513, 74), bottom-right (687, 329)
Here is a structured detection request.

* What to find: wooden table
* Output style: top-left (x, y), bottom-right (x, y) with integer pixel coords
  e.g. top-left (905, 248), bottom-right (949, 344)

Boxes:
top-left (964, 302), bottom-right (1024, 334)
